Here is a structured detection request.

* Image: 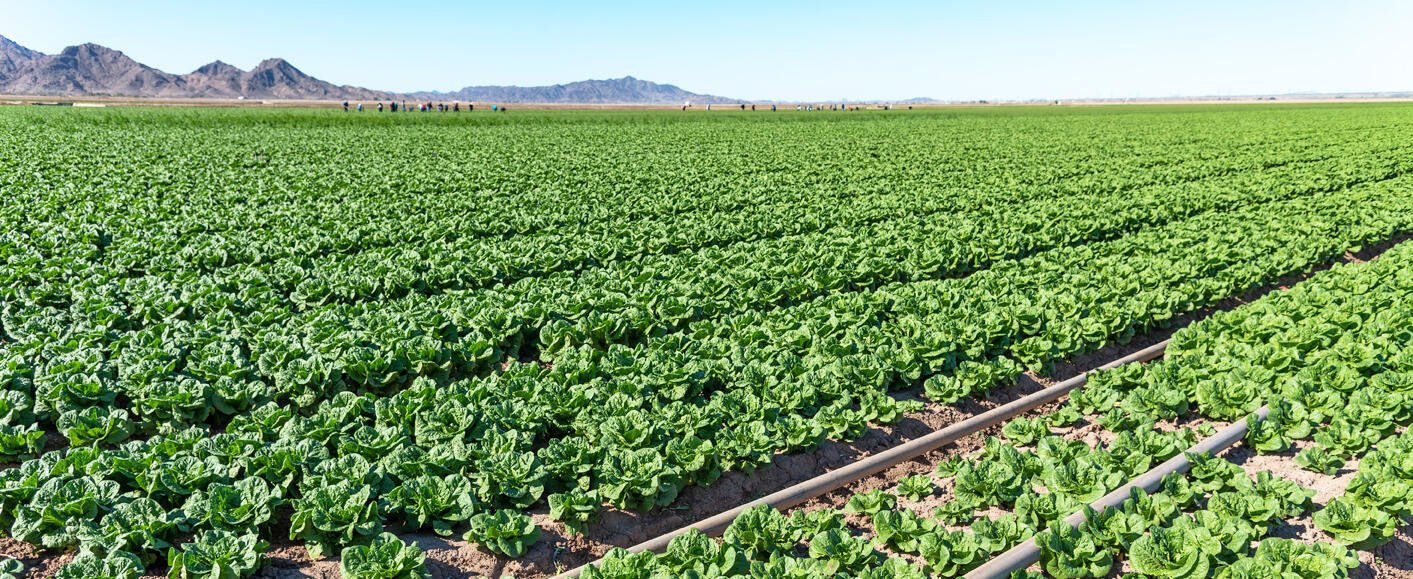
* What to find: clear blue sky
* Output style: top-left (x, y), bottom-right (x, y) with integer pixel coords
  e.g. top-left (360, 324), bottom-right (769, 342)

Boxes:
top-left (3, 0), bottom-right (1410, 101)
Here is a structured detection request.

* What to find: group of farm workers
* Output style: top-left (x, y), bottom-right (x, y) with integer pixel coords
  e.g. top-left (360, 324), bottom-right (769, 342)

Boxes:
top-left (342, 101), bottom-right (506, 112)
top-left (679, 102), bottom-right (893, 111)
top-left (340, 100), bottom-right (892, 112)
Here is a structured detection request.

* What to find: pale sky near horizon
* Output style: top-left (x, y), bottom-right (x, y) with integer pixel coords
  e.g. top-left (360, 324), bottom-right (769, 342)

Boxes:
top-left (2, 0), bottom-right (1410, 101)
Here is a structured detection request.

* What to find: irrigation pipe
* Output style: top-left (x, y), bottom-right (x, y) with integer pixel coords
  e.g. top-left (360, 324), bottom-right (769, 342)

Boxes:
top-left (963, 404), bottom-right (1273, 579)
top-left (552, 340), bottom-right (1171, 579)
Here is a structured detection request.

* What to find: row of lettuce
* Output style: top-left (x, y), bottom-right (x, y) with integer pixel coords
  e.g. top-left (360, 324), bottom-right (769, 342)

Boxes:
top-left (4, 198), bottom-right (1411, 578)
top-left (6, 173), bottom-right (1413, 499)
top-left (2, 107), bottom-right (1413, 577)
top-left (2, 178), bottom-right (1413, 577)
top-left (7, 106), bottom-right (1377, 280)
top-left (573, 232), bottom-right (1413, 577)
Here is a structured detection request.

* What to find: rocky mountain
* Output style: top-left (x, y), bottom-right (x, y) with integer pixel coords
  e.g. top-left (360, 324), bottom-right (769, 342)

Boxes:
top-left (180, 58), bottom-right (388, 100)
top-left (0, 35), bottom-right (742, 103)
top-left (412, 76), bottom-right (740, 104)
top-left (0, 35), bottom-right (388, 100)
top-left (0, 43), bottom-right (186, 97)
top-left (0, 34), bottom-right (41, 77)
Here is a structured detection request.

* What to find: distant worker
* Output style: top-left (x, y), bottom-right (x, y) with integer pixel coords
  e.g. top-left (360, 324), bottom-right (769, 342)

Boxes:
top-left (342, 101), bottom-right (349, 111)
top-left (377, 103), bottom-right (383, 112)
top-left (357, 103), bottom-right (363, 111)
top-left (740, 104), bottom-right (745, 111)
top-left (469, 104), bottom-right (474, 111)
top-left (771, 104), bottom-right (776, 111)
top-left (492, 104), bottom-right (497, 111)
top-left (751, 104), bottom-right (756, 111)
top-left (706, 104), bottom-right (711, 111)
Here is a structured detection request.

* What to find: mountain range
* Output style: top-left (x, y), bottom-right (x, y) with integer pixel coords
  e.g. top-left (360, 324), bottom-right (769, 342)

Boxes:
top-left (0, 35), bottom-right (738, 104)
top-left (410, 76), bottom-right (739, 104)
top-left (0, 37), bottom-right (388, 100)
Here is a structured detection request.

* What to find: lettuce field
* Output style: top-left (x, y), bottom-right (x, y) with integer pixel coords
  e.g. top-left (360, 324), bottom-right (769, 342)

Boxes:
top-left (2, 103), bottom-right (1412, 578)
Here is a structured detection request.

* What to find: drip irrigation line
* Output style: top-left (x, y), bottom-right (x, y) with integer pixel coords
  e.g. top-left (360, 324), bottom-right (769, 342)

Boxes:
top-left (962, 405), bottom-right (1273, 579)
top-left (552, 340), bottom-right (1172, 579)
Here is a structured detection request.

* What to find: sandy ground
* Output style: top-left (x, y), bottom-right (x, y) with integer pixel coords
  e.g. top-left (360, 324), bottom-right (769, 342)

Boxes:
top-left (1223, 434), bottom-right (1413, 579)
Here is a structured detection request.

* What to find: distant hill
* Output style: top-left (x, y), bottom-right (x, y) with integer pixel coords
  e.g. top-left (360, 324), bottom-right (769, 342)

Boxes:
top-left (0, 34), bottom-right (41, 78)
top-left (412, 76), bottom-right (741, 104)
top-left (0, 34), bottom-right (744, 103)
top-left (180, 58), bottom-right (388, 100)
top-left (0, 35), bottom-right (387, 100)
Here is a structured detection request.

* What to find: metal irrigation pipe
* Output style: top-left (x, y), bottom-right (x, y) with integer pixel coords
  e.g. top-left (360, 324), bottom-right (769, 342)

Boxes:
top-left (552, 340), bottom-right (1172, 579)
top-left (962, 404), bottom-right (1273, 579)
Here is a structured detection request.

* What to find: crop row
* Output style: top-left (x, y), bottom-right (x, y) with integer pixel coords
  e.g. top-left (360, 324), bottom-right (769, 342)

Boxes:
top-left (10, 137), bottom-right (1410, 370)
top-left (3, 176), bottom-right (1411, 579)
top-left (574, 236), bottom-right (1413, 578)
top-left (4, 106), bottom-right (1413, 578)
top-left (5, 107), bottom-right (1385, 274)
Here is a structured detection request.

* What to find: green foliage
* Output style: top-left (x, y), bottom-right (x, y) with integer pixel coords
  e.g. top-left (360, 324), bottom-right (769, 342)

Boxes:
top-left (869, 509), bottom-right (935, 553)
top-left (182, 478), bottom-right (281, 535)
top-left (339, 533), bottom-right (431, 579)
top-left (547, 488), bottom-right (599, 535)
top-left (6, 103), bottom-right (1413, 578)
top-left (1295, 447), bottom-right (1345, 475)
top-left (1215, 537), bottom-right (1359, 579)
top-left (896, 475), bottom-right (935, 501)
top-left (167, 530), bottom-right (268, 579)
top-left (56, 552), bottom-right (143, 579)
top-left (464, 509), bottom-right (540, 558)
top-left (382, 474), bottom-right (477, 536)
top-left (932, 501), bottom-right (975, 526)
top-left (843, 490), bottom-right (898, 515)
top-left (1045, 405), bottom-right (1083, 427)
top-left (0, 559), bottom-right (21, 579)
top-left (722, 506), bottom-right (794, 559)
top-left (77, 497), bottom-right (183, 564)
top-left (288, 482), bottom-right (382, 559)
top-left (0, 424), bottom-right (46, 461)
top-left (1035, 522), bottom-right (1112, 578)
top-left (659, 529), bottom-right (746, 577)
top-left (1128, 523), bottom-right (1220, 579)
top-left (1313, 497), bottom-right (1398, 549)
top-left (1243, 415), bottom-right (1291, 453)
top-left (11, 476), bottom-right (121, 550)
top-left (1001, 416), bottom-right (1049, 446)
top-left (807, 529), bottom-right (882, 575)
top-left (917, 530), bottom-right (984, 577)
top-left (1078, 505), bottom-right (1146, 554)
